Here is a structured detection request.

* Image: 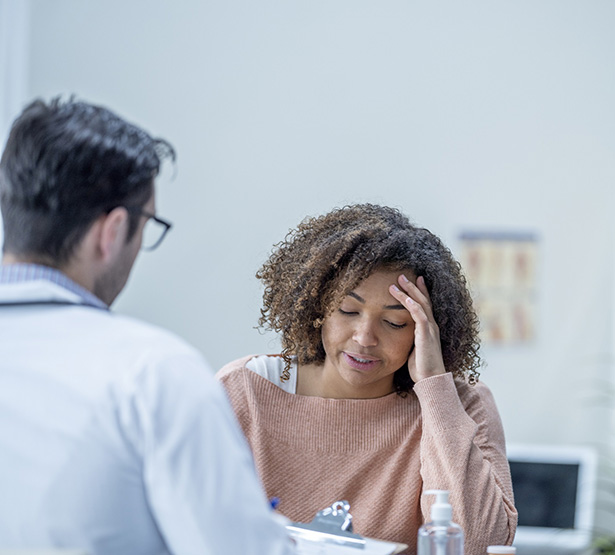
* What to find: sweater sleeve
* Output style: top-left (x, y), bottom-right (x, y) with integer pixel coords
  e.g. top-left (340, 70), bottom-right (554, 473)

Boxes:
top-left (216, 357), bottom-right (255, 439)
top-left (414, 372), bottom-right (517, 552)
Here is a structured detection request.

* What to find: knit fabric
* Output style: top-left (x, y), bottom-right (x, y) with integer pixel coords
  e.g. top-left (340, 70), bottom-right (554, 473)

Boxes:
top-left (218, 355), bottom-right (517, 554)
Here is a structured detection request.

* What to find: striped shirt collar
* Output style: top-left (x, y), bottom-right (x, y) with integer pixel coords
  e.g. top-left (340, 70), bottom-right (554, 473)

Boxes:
top-left (0, 263), bottom-right (108, 310)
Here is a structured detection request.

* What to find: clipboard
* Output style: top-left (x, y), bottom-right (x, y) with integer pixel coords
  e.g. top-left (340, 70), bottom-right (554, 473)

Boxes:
top-left (286, 500), bottom-right (408, 555)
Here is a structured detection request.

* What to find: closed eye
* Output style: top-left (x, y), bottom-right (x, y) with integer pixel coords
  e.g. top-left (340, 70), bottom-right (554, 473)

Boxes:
top-left (338, 309), bottom-right (357, 316)
top-left (386, 321), bottom-right (407, 329)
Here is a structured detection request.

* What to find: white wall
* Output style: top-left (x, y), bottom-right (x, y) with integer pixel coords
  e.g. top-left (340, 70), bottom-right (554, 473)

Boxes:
top-left (0, 0), bottom-right (30, 248)
top-left (0, 0), bottom-right (29, 140)
top-left (21, 1), bottom-right (615, 452)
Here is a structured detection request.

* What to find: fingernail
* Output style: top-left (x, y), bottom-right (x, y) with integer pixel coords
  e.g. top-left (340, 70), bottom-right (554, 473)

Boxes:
top-left (400, 274), bottom-right (409, 283)
top-left (391, 284), bottom-right (400, 292)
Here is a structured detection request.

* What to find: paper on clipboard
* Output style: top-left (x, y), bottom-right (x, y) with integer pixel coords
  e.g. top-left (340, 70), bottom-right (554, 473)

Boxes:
top-left (291, 535), bottom-right (407, 555)
top-left (286, 500), bottom-right (407, 555)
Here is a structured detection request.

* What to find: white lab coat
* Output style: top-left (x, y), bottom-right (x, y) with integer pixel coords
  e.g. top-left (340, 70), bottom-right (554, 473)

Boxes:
top-left (0, 279), bottom-right (294, 555)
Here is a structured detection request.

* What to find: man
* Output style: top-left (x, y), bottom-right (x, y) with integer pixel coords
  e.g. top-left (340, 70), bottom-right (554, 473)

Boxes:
top-left (0, 98), bottom-right (294, 554)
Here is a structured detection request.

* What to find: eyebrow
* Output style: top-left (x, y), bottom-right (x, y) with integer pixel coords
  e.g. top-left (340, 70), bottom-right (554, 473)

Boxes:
top-left (347, 291), bottom-right (406, 310)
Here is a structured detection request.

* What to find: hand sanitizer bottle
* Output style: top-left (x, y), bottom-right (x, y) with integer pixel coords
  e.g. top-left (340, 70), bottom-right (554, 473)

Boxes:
top-left (417, 490), bottom-right (464, 555)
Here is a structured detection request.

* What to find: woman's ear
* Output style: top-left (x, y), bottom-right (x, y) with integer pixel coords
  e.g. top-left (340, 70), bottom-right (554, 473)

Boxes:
top-left (98, 207), bottom-right (130, 262)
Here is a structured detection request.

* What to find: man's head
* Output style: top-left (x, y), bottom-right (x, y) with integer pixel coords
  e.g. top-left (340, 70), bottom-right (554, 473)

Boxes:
top-left (0, 97), bottom-right (174, 303)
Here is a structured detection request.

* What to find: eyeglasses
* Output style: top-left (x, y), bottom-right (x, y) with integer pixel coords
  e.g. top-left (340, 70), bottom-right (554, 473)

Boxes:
top-left (125, 207), bottom-right (173, 251)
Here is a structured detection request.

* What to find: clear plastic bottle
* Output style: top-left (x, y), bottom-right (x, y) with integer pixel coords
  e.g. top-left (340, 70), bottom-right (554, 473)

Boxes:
top-left (417, 490), bottom-right (464, 555)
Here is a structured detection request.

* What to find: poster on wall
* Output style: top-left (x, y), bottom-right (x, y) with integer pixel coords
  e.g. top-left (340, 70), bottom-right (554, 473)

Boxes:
top-left (459, 231), bottom-right (538, 346)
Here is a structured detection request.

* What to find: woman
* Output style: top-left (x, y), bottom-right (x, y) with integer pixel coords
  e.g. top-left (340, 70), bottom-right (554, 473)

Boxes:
top-left (218, 204), bottom-right (517, 553)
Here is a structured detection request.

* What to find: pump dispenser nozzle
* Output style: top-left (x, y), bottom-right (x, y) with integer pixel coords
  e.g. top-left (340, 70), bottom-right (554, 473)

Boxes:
top-left (424, 490), bottom-right (453, 524)
top-left (418, 490), bottom-right (464, 555)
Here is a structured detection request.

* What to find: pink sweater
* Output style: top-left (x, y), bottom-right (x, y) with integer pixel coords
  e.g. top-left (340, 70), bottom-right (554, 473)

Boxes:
top-left (218, 356), bottom-right (517, 554)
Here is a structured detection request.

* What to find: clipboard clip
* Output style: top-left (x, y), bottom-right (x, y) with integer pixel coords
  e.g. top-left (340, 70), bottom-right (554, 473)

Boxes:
top-left (286, 500), bottom-right (366, 549)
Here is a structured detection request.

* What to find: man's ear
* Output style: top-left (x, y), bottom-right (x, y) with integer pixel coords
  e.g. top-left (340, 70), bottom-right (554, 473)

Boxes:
top-left (98, 207), bottom-right (130, 262)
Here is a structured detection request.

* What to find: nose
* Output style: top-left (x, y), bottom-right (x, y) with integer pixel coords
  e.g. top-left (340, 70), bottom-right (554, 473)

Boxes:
top-left (352, 318), bottom-right (378, 347)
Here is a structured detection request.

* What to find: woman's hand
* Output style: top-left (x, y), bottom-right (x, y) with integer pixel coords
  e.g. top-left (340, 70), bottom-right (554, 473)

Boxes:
top-left (389, 274), bottom-right (446, 383)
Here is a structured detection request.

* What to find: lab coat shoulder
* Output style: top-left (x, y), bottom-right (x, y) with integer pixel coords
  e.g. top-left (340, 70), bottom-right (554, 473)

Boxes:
top-left (86, 310), bottom-right (227, 443)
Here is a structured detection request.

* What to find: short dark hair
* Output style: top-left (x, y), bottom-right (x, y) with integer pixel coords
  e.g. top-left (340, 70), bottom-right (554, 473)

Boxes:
top-left (256, 203), bottom-right (481, 395)
top-left (0, 97), bottom-right (175, 265)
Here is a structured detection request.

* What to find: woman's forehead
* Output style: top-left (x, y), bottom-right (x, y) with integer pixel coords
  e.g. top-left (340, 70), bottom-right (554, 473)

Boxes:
top-left (350, 268), bottom-right (416, 296)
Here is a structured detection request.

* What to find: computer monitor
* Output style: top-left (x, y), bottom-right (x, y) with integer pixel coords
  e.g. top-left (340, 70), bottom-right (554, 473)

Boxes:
top-left (507, 443), bottom-right (598, 554)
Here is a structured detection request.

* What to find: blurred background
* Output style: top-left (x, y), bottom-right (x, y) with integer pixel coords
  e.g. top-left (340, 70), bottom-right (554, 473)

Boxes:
top-left (1, 0), bottom-right (615, 548)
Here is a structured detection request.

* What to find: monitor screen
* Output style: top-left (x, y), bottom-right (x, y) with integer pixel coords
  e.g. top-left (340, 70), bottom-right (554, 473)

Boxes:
top-left (510, 461), bottom-right (578, 528)
top-left (507, 444), bottom-right (597, 554)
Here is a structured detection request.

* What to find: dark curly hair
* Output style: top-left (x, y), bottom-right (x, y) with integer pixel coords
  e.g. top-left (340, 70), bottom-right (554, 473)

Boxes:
top-left (256, 203), bottom-right (481, 395)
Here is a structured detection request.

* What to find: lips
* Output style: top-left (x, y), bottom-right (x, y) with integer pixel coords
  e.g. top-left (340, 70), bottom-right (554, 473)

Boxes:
top-left (343, 352), bottom-right (380, 371)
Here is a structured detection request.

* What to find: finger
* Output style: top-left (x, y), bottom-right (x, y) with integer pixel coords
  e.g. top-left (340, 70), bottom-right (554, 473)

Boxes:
top-left (397, 274), bottom-right (428, 303)
top-left (416, 275), bottom-right (430, 298)
top-left (397, 275), bottom-right (434, 318)
top-left (388, 284), bottom-right (430, 326)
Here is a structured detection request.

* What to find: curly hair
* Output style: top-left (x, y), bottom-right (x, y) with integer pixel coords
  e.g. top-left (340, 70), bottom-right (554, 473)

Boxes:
top-left (256, 203), bottom-right (481, 394)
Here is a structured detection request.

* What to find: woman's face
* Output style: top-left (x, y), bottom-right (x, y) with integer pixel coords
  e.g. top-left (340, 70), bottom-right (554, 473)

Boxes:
top-left (319, 268), bottom-right (416, 399)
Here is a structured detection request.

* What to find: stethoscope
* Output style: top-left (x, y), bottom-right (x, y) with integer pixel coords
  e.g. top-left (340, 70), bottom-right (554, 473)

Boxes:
top-left (0, 299), bottom-right (109, 311)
